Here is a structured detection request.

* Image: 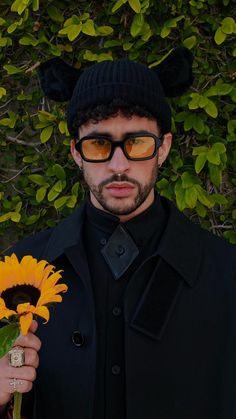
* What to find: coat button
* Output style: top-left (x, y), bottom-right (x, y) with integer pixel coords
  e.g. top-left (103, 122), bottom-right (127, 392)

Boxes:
top-left (111, 365), bottom-right (121, 375)
top-left (100, 238), bottom-right (107, 245)
top-left (116, 245), bottom-right (125, 256)
top-left (72, 331), bottom-right (84, 347)
top-left (112, 306), bottom-right (121, 317)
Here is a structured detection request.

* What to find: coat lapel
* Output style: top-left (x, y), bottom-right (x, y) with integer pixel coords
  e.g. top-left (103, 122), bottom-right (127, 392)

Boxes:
top-left (42, 202), bottom-right (93, 295)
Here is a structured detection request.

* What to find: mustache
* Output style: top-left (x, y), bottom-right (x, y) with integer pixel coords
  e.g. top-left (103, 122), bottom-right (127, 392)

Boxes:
top-left (99, 174), bottom-right (140, 188)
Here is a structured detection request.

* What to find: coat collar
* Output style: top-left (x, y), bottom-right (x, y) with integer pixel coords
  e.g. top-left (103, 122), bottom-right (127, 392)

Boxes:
top-left (156, 198), bottom-right (203, 288)
top-left (43, 197), bottom-right (203, 288)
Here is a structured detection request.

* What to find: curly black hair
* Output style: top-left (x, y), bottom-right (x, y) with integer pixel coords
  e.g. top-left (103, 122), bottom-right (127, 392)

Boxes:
top-left (71, 98), bottom-right (161, 137)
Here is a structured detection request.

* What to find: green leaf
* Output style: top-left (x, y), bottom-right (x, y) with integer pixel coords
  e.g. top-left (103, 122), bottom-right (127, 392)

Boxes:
top-left (47, 5), bottom-right (64, 22)
top-left (10, 212), bottom-right (21, 222)
top-left (207, 149), bottom-right (221, 165)
top-left (112, 0), bottom-right (127, 13)
top-left (128, 0), bottom-right (141, 13)
top-left (40, 125), bottom-right (54, 143)
top-left (211, 193), bottom-right (228, 205)
top-left (54, 196), bottom-right (68, 210)
top-left (0, 213), bottom-right (12, 223)
top-left (227, 119), bottom-right (236, 134)
top-left (53, 164), bottom-right (66, 181)
top-left (36, 186), bottom-right (48, 203)
top-left (214, 27), bottom-right (226, 45)
top-left (59, 23), bottom-right (83, 41)
top-left (193, 115), bottom-right (205, 134)
top-left (28, 174), bottom-right (47, 186)
top-left (211, 142), bottom-right (226, 154)
top-left (208, 163), bottom-right (222, 187)
top-left (185, 186), bottom-right (198, 209)
top-left (0, 323), bottom-right (20, 358)
top-left (183, 35), bottom-right (196, 49)
top-left (181, 172), bottom-right (199, 188)
top-left (192, 146), bottom-right (208, 156)
top-left (11, 0), bottom-right (30, 15)
top-left (221, 17), bottom-right (235, 34)
top-left (0, 87), bottom-right (6, 99)
top-left (196, 202), bottom-right (207, 218)
top-left (3, 65), bottom-right (23, 75)
top-left (66, 195), bottom-right (77, 208)
top-left (25, 214), bottom-right (40, 225)
top-left (204, 99), bottom-right (218, 118)
top-left (160, 25), bottom-right (171, 38)
top-left (223, 231), bottom-right (236, 245)
top-left (47, 187), bottom-right (61, 202)
top-left (19, 35), bottom-right (38, 46)
top-left (96, 26), bottom-right (113, 36)
top-left (71, 182), bottom-right (80, 196)
top-left (184, 114), bottom-right (195, 131)
top-left (130, 14), bottom-right (144, 37)
top-left (175, 181), bottom-right (187, 211)
top-left (82, 19), bottom-right (96, 36)
top-left (195, 153), bottom-right (207, 173)
top-left (195, 185), bottom-right (213, 208)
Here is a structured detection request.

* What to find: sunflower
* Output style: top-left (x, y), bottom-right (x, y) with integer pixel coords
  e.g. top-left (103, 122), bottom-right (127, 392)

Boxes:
top-left (0, 253), bottom-right (68, 335)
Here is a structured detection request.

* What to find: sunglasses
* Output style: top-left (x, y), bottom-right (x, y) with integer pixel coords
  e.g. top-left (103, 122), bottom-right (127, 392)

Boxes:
top-left (75, 133), bottom-right (163, 162)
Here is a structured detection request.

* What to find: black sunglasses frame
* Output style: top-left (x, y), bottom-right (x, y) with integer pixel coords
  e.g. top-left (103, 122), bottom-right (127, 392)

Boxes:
top-left (74, 133), bottom-right (163, 163)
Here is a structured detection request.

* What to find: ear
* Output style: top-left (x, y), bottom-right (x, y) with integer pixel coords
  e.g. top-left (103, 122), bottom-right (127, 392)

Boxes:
top-left (154, 47), bottom-right (193, 97)
top-left (158, 133), bottom-right (172, 166)
top-left (70, 139), bottom-right (83, 169)
top-left (38, 58), bottom-right (81, 101)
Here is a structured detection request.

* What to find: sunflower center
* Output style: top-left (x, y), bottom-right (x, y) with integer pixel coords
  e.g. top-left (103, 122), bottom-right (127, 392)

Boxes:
top-left (1, 285), bottom-right (40, 310)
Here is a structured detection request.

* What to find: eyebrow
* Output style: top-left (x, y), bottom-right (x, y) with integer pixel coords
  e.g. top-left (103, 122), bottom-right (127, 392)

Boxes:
top-left (80, 130), bottom-right (157, 139)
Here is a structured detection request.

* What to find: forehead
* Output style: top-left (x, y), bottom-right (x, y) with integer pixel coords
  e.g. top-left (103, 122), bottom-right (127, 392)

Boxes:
top-left (78, 114), bottom-right (159, 138)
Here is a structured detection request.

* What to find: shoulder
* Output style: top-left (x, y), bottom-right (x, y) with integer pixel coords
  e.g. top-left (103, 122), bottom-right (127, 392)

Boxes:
top-left (2, 202), bottom-right (86, 260)
top-left (3, 228), bottom-right (53, 260)
top-left (162, 196), bottom-right (236, 264)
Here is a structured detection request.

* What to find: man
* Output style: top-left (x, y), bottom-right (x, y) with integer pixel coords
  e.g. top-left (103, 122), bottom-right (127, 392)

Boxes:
top-left (0, 48), bottom-right (236, 419)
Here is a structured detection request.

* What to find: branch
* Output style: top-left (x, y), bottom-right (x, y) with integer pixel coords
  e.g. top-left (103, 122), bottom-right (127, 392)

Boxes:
top-left (6, 136), bottom-right (41, 147)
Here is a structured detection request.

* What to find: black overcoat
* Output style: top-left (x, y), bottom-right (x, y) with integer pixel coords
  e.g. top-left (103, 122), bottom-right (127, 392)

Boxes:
top-left (5, 197), bottom-right (236, 419)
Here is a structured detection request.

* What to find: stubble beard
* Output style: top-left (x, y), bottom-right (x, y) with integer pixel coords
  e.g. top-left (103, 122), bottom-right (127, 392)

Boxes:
top-left (83, 162), bottom-right (159, 216)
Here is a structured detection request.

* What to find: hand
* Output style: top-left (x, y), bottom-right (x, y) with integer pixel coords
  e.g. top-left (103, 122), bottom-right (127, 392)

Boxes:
top-left (0, 320), bottom-right (41, 408)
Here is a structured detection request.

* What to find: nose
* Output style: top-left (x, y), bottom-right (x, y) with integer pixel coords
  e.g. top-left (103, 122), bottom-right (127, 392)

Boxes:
top-left (107, 146), bottom-right (130, 174)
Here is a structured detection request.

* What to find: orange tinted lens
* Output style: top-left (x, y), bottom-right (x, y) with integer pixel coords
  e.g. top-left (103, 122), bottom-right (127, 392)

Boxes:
top-left (82, 139), bottom-right (111, 160)
top-left (125, 137), bottom-right (155, 158)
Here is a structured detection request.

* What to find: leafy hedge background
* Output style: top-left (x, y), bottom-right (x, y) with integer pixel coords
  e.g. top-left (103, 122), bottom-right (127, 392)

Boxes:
top-left (0, 0), bottom-right (235, 253)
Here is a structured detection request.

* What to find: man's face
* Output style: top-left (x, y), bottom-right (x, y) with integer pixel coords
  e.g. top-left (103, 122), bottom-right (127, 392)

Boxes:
top-left (71, 114), bottom-right (172, 221)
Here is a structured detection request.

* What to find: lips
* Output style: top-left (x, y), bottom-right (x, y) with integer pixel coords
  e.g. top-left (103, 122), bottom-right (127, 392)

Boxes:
top-left (105, 182), bottom-right (135, 198)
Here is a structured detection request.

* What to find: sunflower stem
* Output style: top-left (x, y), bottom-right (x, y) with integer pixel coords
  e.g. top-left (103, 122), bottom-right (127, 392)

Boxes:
top-left (13, 392), bottom-right (22, 419)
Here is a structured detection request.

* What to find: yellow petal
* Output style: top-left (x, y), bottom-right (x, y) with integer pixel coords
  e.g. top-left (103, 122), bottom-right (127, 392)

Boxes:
top-left (34, 305), bottom-right (50, 322)
top-left (0, 297), bottom-right (16, 319)
top-left (37, 294), bottom-right (62, 306)
top-left (16, 302), bottom-right (31, 314)
top-left (20, 312), bottom-right (33, 335)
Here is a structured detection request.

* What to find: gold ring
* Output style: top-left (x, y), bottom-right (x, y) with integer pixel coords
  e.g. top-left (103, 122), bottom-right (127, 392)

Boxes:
top-left (9, 378), bottom-right (23, 392)
top-left (8, 346), bottom-right (25, 367)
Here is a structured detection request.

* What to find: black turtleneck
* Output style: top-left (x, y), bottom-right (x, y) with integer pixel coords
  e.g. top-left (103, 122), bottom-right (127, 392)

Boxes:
top-left (84, 194), bottom-right (168, 419)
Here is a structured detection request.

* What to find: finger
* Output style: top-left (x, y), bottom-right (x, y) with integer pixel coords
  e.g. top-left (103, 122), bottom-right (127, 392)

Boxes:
top-left (24, 348), bottom-right (39, 368)
top-left (29, 320), bottom-right (38, 333)
top-left (14, 332), bottom-right (41, 352)
top-left (7, 366), bottom-right (37, 382)
top-left (8, 378), bottom-right (33, 394)
top-left (7, 348), bottom-right (39, 369)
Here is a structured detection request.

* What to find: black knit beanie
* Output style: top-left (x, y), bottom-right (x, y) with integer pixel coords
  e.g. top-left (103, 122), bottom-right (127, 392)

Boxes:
top-left (67, 59), bottom-right (171, 135)
top-left (38, 47), bottom-right (193, 136)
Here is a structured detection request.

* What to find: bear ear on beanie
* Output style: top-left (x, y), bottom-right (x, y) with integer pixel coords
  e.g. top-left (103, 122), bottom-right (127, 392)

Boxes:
top-left (154, 46), bottom-right (194, 98)
top-left (38, 58), bottom-right (81, 102)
